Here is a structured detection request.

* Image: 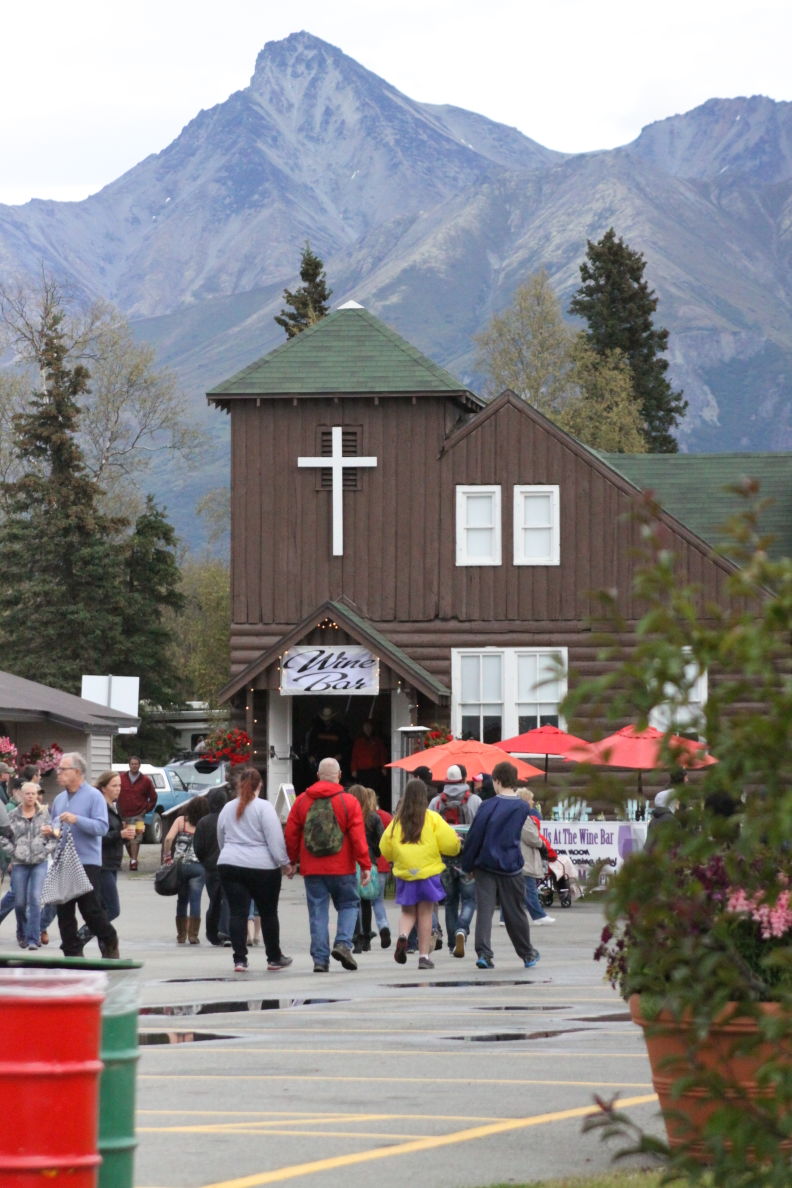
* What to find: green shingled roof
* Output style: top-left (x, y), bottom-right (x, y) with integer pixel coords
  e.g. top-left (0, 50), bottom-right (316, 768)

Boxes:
top-left (599, 452), bottom-right (792, 561)
top-left (207, 304), bottom-right (480, 403)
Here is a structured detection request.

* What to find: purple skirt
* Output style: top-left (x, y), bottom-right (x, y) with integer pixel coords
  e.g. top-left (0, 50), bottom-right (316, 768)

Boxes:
top-left (394, 874), bottom-right (446, 905)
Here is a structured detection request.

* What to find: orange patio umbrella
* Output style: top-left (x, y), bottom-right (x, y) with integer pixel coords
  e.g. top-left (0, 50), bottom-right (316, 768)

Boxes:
top-left (386, 737), bottom-right (543, 782)
top-left (497, 724), bottom-right (590, 782)
top-left (562, 724), bottom-right (717, 794)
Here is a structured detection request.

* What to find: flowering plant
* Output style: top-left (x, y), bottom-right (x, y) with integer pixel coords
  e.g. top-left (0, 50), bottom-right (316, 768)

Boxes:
top-left (201, 726), bottom-right (252, 766)
top-left (0, 736), bottom-right (17, 766)
top-left (18, 742), bottom-right (64, 774)
top-left (423, 725), bottom-right (453, 748)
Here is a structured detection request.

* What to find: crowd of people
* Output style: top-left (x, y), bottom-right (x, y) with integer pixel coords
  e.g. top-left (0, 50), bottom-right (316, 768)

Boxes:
top-left (0, 751), bottom-right (562, 972)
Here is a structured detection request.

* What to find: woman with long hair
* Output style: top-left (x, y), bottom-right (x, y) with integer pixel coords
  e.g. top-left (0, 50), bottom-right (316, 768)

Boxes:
top-left (379, 778), bottom-right (461, 969)
top-left (349, 784), bottom-right (384, 953)
top-left (217, 766), bottom-right (294, 973)
top-left (163, 795), bottom-right (210, 944)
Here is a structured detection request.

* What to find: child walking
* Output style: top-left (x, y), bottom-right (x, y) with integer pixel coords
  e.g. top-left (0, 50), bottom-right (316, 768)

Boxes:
top-left (379, 778), bottom-right (460, 969)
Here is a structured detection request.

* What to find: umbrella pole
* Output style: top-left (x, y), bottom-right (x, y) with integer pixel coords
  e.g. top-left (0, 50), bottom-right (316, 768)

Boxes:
top-left (638, 770), bottom-right (643, 797)
top-left (544, 754), bottom-right (549, 783)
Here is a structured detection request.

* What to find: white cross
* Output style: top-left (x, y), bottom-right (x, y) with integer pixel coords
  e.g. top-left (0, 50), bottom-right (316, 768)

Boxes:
top-left (298, 426), bottom-right (377, 556)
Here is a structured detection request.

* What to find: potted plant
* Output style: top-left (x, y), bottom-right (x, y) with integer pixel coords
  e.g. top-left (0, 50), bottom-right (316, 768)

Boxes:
top-left (564, 489), bottom-right (792, 1181)
top-left (201, 725), bottom-right (252, 766)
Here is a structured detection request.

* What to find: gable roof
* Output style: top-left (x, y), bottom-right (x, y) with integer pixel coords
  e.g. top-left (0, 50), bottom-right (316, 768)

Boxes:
top-left (207, 304), bottom-right (483, 410)
top-left (599, 452), bottom-right (792, 561)
top-left (220, 598), bottom-right (450, 703)
top-left (0, 671), bottom-right (140, 734)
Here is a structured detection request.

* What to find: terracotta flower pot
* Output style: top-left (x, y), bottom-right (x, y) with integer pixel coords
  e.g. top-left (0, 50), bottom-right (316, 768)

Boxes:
top-left (629, 994), bottom-right (791, 1161)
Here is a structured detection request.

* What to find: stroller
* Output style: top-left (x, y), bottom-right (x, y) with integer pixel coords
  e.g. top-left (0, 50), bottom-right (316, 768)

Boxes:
top-left (538, 853), bottom-right (580, 909)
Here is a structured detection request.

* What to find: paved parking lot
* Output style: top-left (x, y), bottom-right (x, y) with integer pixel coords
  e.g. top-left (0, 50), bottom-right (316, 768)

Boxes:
top-left (3, 850), bottom-right (662, 1187)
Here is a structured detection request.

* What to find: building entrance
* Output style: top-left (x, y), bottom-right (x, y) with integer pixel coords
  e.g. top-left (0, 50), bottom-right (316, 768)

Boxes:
top-left (291, 693), bottom-right (391, 798)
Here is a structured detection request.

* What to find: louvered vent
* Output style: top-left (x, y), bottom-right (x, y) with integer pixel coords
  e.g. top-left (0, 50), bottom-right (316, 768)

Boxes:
top-left (316, 427), bottom-right (361, 490)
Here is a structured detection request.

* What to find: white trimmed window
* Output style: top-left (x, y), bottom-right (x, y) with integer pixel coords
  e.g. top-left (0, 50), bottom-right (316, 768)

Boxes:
top-left (513, 485), bottom-right (560, 565)
top-left (456, 485), bottom-right (501, 566)
top-left (649, 650), bottom-right (708, 735)
top-left (452, 647), bottom-right (568, 743)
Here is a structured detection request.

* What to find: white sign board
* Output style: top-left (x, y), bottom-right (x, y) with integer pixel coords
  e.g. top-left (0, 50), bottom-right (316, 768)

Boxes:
top-left (274, 783), bottom-right (297, 823)
top-left (81, 674), bottom-right (140, 734)
top-left (542, 820), bottom-right (648, 885)
top-left (280, 646), bottom-right (379, 695)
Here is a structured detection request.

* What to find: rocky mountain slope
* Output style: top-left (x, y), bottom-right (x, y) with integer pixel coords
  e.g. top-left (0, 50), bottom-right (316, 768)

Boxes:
top-left (0, 33), bottom-right (790, 542)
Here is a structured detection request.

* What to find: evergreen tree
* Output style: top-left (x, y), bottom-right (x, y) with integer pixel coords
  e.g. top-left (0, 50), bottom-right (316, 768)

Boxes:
top-left (274, 243), bottom-right (332, 338)
top-left (0, 305), bottom-right (125, 691)
top-left (569, 228), bottom-right (686, 452)
top-left (116, 497), bottom-right (185, 707)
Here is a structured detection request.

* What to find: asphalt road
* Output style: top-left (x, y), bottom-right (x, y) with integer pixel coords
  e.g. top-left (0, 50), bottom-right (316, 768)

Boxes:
top-left (1, 848), bottom-right (663, 1187)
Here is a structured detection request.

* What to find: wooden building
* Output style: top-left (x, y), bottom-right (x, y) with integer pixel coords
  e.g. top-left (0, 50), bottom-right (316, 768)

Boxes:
top-left (208, 303), bottom-right (760, 806)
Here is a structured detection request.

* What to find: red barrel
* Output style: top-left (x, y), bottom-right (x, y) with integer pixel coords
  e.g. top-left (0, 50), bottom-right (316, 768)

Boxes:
top-left (0, 969), bottom-right (106, 1187)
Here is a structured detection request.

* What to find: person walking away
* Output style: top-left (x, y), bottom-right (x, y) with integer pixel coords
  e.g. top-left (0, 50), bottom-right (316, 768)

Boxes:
top-left (193, 786), bottom-right (231, 945)
top-left (460, 760), bottom-right (540, 971)
top-left (162, 796), bottom-right (209, 944)
top-left (77, 770), bottom-right (136, 948)
top-left (46, 752), bottom-right (119, 959)
top-left (349, 784), bottom-right (384, 952)
top-left (645, 773), bottom-right (685, 851)
top-left (379, 777), bottom-right (461, 970)
top-left (117, 757), bottom-right (157, 870)
top-left (517, 787), bottom-right (555, 926)
top-left (8, 782), bottom-right (53, 949)
top-left (428, 764), bottom-right (481, 958)
top-left (373, 794), bottom-right (393, 947)
top-left (284, 757), bottom-right (371, 972)
top-left (217, 766), bottom-right (293, 973)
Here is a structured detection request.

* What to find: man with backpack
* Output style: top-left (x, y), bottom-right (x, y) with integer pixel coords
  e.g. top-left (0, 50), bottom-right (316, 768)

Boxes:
top-left (428, 765), bottom-right (482, 958)
top-left (285, 757), bottom-right (372, 973)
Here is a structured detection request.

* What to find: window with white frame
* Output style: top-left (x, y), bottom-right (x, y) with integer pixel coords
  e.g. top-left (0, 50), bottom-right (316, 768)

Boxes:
top-left (648, 650), bottom-right (708, 735)
top-left (456, 486), bottom-right (501, 566)
top-left (513, 485), bottom-right (560, 565)
top-left (452, 647), bottom-right (568, 743)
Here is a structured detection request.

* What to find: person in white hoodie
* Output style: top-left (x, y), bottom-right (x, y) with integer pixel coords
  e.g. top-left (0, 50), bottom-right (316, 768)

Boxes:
top-left (428, 765), bottom-right (482, 958)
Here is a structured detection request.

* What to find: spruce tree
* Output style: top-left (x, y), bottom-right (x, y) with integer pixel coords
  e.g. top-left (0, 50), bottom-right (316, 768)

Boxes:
top-left (0, 305), bottom-right (125, 691)
top-left (274, 243), bottom-right (332, 338)
top-left (569, 228), bottom-right (687, 452)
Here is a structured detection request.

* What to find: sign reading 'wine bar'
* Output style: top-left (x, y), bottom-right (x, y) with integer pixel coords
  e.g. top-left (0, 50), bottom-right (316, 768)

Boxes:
top-left (280, 646), bottom-right (380, 695)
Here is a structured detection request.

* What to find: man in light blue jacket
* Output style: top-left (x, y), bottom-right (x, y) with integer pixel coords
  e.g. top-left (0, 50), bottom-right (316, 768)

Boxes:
top-left (48, 752), bottom-right (119, 958)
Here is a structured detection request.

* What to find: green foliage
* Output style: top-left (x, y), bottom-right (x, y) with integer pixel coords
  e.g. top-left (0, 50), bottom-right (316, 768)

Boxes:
top-left (555, 344), bottom-right (648, 453)
top-left (564, 488), bottom-right (792, 1182)
top-left (274, 242), bottom-right (332, 339)
top-left (569, 229), bottom-right (686, 452)
top-left (169, 558), bottom-right (230, 706)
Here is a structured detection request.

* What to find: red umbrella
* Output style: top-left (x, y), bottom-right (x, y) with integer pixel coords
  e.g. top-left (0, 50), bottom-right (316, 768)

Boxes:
top-left (562, 724), bottom-right (717, 794)
top-left (497, 724), bottom-right (590, 782)
top-left (386, 737), bottom-right (543, 782)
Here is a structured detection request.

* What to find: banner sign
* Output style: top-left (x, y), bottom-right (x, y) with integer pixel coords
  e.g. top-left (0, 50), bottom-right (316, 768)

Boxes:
top-left (543, 821), bottom-right (647, 884)
top-left (280, 645), bottom-right (380, 695)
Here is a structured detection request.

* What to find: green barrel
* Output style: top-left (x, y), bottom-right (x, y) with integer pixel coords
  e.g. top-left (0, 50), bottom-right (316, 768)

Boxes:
top-left (97, 963), bottom-right (141, 1188)
top-left (0, 953), bottom-right (142, 1188)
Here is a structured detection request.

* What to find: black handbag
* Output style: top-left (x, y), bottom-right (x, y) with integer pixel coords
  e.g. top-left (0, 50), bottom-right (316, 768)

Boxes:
top-left (154, 859), bottom-right (181, 896)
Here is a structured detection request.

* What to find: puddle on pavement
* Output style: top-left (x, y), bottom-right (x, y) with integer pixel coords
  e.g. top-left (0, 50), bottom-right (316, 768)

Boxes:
top-left (447, 1027), bottom-right (590, 1042)
top-left (384, 979), bottom-right (550, 989)
top-left (140, 997), bottom-right (347, 1017)
top-left (139, 1030), bottom-right (235, 1045)
top-left (572, 1012), bottom-right (632, 1022)
top-left (473, 1004), bottom-right (568, 1011)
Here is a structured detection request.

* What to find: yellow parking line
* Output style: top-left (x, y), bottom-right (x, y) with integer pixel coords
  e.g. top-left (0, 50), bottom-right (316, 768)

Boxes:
top-left (183, 1095), bottom-right (658, 1188)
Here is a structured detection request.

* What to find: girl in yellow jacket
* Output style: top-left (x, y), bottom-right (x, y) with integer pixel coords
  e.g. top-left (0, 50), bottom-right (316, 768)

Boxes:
top-left (379, 778), bottom-right (461, 969)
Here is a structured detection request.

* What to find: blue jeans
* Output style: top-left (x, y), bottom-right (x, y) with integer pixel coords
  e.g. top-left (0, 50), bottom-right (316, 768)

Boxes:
top-left (12, 862), bottom-right (48, 945)
top-left (524, 875), bottom-right (548, 921)
top-left (176, 861), bottom-right (205, 917)
top-left (442, 864), bottom-right (477, 944)
top-left (303, 873), bottom-right (359, 965)
top-left (372, 893), bottom-right (389, 932)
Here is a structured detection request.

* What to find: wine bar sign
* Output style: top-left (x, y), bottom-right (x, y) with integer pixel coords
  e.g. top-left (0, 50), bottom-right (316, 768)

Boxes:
top-left (280, 646), bottom-right (380, 695)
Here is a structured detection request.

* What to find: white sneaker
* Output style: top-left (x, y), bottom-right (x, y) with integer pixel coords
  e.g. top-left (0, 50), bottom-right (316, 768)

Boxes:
top-left (533, 915), bottom-right (556, 926)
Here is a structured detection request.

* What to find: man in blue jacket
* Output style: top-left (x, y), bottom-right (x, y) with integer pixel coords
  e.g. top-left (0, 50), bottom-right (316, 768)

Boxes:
top-left (460, 760), bottom-right (540, 970)
top-left (47, 752), bottom-right (120, 958)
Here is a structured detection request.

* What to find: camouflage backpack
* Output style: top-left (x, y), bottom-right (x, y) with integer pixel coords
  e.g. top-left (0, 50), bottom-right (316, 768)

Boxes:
top-left (303, 794), bottom-right (347, 856)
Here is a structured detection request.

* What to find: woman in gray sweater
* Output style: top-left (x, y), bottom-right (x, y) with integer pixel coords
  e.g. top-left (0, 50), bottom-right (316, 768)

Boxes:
top-left (9, 782), bottom-right (53, 949)
top-left (217, 767), bottom-right (294, 973)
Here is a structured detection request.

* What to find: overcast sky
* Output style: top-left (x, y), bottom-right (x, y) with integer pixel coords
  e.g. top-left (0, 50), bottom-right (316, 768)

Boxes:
top-left (0, 0), bottom-right (788, 205)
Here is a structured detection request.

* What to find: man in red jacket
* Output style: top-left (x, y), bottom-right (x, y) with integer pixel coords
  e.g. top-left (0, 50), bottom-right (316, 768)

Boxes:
top-left (285, 757), bottom-right (371, 973)
top-left (117, 757), bottom-right (157, 870)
